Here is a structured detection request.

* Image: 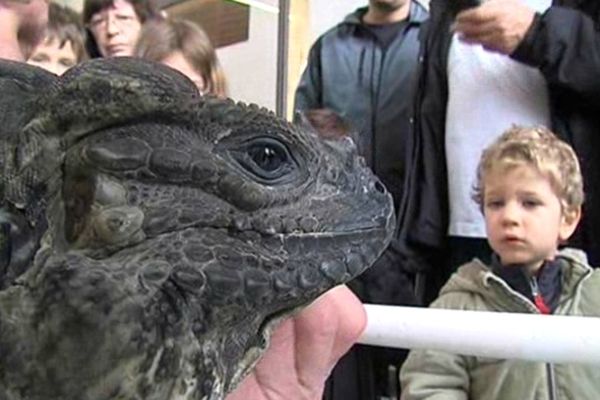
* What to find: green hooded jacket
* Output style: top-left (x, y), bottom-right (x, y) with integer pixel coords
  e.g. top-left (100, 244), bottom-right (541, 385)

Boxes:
top-left (400, 248), bottom-right (600, 400)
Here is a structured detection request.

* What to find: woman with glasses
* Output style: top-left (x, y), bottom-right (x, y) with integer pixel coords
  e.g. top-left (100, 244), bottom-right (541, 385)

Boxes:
top-left (83, 0), bottom-right (161, 58)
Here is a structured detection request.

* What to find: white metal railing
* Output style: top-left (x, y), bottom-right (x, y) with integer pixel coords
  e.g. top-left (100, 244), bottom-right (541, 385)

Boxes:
top-left (359, 305), bottom-right (600, 364)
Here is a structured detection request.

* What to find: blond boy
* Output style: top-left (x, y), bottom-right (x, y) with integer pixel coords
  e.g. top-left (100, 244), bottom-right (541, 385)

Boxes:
top-left (400, 126), bottom-right (600, 400)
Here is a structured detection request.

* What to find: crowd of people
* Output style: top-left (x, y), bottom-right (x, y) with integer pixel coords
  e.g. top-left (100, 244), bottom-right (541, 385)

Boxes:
top-left (2, 0), bottom-right (227, 98)
top-left (1, 0), bottom-right (600, 399)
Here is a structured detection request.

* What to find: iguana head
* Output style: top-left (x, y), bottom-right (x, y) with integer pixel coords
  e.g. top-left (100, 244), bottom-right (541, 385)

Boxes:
top-left (0, 58), bottom-right (394, 399)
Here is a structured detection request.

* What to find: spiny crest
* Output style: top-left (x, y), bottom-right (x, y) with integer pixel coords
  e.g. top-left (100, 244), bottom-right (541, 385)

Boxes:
top-left (198, 97), bottom-right (292, 132)
top-left (33, 57), bottom-right (202, 149)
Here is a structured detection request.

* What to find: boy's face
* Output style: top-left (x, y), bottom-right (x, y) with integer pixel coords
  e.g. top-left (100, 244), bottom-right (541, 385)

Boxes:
top-left (27, 36), bottom-right (77, 75)
top-left (483, 164), bottom-right (580, 273)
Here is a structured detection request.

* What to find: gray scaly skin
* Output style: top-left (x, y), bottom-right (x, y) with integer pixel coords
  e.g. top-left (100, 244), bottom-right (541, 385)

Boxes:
top-left (0, 58), bottom-right (395, 400)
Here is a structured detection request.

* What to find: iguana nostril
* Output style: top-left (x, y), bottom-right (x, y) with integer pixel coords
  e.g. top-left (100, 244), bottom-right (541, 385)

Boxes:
top-left (374, 180), bottom-right (386, 194)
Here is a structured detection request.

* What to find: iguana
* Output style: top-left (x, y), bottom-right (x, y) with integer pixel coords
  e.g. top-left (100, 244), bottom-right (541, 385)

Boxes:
top-left (0, 58), bottom-right (395, 400)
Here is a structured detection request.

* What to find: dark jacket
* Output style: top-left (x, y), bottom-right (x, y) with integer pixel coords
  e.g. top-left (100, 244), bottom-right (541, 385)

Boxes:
top-left (295, 5), bottom-right (429, 399)
top-left (294, 2), bottom-right (428, 211)
top-left (398, 0), bottom-right (600, 282)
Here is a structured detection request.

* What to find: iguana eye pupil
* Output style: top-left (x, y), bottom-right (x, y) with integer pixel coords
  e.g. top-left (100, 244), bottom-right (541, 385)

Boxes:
top-left (248, 144), bottom-right (284, 172)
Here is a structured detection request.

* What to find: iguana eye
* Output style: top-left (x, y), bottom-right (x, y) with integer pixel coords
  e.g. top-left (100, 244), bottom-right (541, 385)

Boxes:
top-left (232, 138), bottom-right (297, 184)
top-left (248, 142), bottom-right (285, 172)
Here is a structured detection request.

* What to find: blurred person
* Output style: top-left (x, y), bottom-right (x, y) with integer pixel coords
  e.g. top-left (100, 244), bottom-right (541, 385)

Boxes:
top-left (294, 1), bottom-right (428, 398)
top-left (300, 108), bottom-right (355, 141)
top-left (83, 0), bottom-right (161, 58)
top-left (27, 2), bottom-right (88, 75)
top-left (0, 0), bottom-right (48, 61)
top-left (134, 18), bottom-right (227, 97)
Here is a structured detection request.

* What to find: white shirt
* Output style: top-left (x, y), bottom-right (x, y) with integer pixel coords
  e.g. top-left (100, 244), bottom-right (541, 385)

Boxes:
top-left (445, 0), bottom-right (552, 238)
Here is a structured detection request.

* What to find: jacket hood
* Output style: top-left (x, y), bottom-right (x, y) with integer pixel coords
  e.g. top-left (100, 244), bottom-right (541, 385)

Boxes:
top-left (439, 248), bottom-right (593, 312)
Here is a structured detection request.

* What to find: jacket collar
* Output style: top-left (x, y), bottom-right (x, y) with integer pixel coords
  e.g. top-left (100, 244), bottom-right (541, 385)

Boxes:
top-left (490, 254), bottom-right (562, 311)
top-left (483, 249), bottom-right (592, 312)
top-left (342, 0), bottom-right (428, 28)
top-left (439, 248), bottom-right (592, 313)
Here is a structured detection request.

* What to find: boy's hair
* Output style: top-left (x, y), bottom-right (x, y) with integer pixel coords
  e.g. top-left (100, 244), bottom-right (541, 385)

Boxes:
top-left (473, 125), bottom-right (584, 215)
top-left (46, 3), bottom-right (88, 63)
top-left (134, 18), bottom-right (228, 97)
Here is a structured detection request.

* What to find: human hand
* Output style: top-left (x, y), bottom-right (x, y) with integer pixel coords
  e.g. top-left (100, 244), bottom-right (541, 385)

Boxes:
top-left (226, 285), bottom-right (366, 400)
top-left (454, 0), bottom-right (536, 55)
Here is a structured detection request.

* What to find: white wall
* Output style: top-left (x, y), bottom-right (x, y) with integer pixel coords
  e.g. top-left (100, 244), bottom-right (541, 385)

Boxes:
top-left (217, 3), bottom-right (279, 110)
top-left (309, 0), bottom-right (365, 43)
top-left (218, 0), bottom-right (367, 110)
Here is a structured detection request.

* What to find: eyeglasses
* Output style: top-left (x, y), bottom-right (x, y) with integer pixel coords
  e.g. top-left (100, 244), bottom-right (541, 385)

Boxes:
top-left (87, 13), bottom-right (138, 31)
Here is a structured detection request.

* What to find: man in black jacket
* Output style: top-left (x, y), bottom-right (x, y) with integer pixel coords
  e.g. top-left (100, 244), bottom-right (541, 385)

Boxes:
top-left (399, 0), bottom-right (600, 304)
top-left (295, 1), bottom-right (428, 399)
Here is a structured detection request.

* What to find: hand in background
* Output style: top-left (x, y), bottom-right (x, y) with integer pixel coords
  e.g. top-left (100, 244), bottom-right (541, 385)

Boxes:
top-left (454, 0), bottom-right (536, 55)
top-left (226, 285), bottom-right (366, 400)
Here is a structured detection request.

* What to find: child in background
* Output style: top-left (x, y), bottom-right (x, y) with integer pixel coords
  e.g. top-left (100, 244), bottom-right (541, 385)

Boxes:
top-left (400, 126), bottom-right (600, 400)
top-left (134, 18), bottom-right (227, 97)
top-left (27, 3), bottom-right (88, 75)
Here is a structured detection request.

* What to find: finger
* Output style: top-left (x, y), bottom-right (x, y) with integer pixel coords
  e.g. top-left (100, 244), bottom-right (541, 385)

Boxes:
top-left (455, 6), bottom-right (495, 26)
top-left (251, 318), bottom-right (299, 396)
top-left (455, 17), bottom-right (499, 40)
top-left (455, 0), bottom-right (511, 23)
top-left (293, 288), bottom-right (344, 396)
top-left (327, 285), bottom-right (366, 360)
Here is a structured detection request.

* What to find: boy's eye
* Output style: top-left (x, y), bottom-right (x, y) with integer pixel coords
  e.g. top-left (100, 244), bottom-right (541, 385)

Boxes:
top-left (522, 199), bottom-right (542, 208)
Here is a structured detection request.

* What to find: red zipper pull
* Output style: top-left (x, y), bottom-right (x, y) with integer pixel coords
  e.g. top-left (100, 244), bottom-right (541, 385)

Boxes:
top-left (534, 294), bottom-right (551, 315)
top-left (530, 277), bottom-right (551, 315)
